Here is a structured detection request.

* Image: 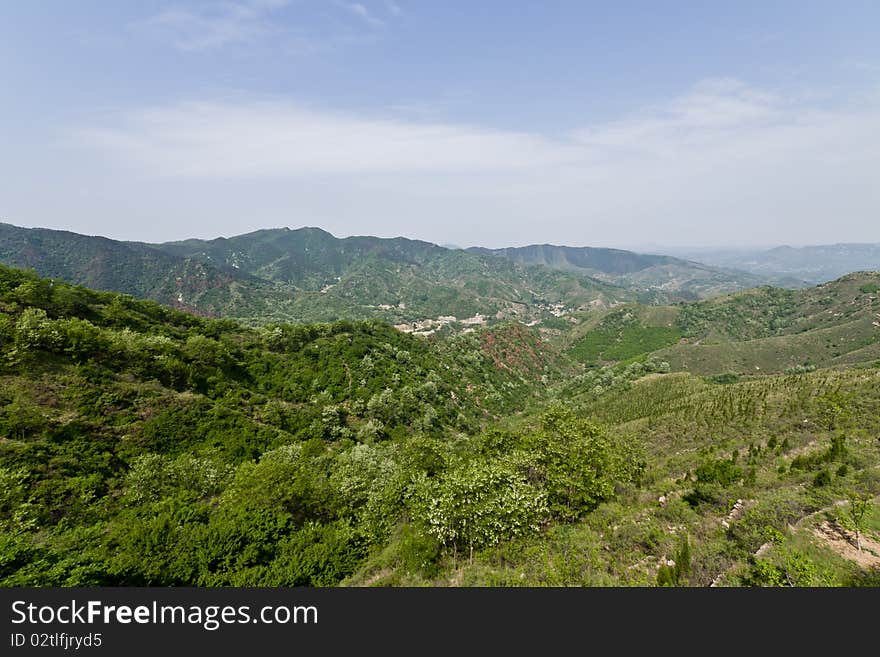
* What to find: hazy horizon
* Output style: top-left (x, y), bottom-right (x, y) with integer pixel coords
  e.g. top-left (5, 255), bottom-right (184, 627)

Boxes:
top-left (2, 2), bottom-right (879, 248)
top-left (4, 218), bottom-right (879, 256)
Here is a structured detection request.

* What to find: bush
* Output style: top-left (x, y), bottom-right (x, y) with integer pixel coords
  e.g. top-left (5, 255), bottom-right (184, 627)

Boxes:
top-left (395, 523), bottom-right (442, 578)
top-left (656, 535), bottom-right (691, 587)
top-left (695, 458), bottom-right (743, 486)
top-left (522, 406), bottom-right (644, 519)
top-left (410, 460), bottom-right (548, 559)
top-left (744, 548), bottom-right (831, 587)
top-left (246, 520), bottom-right (366, 586)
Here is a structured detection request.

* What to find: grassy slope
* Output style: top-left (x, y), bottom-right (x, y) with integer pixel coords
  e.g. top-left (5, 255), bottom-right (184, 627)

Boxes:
top-left (555, 272), bottom-right (880, 374)
top-left (657, 318), bottom-right (880, 375)
top-left (654, 272), bottom-right (880, 374)
top-left (352, 367), bottom-right (880, 585)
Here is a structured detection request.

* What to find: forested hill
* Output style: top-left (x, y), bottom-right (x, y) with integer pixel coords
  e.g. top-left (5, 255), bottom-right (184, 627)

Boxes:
top-left (152, 225), bottom-right (630, 323)
top-left (1, 222), bottom-right (786, 328)
top-left (154, 226), bottom-right (446, 287)
top-left (0, 263), bottom-right (636, 585)
top-left (0, 222), bottom-right (627, 325)
top-left (2, 264), bottom-right (880, 587)
top-left (0, 221), bottom-right (268, 316)
top-left (558, 271), bottom-right (880, 376)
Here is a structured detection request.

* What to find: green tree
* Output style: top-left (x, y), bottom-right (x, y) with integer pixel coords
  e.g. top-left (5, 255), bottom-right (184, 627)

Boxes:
top-left (845, 492), bottom-right (874, 553)
top-left (525, 405), bottom-right (643, 519)
top-left (656, 534), bottom-right (691, 586)
top-left (411, 460), bottom-right (548, 564)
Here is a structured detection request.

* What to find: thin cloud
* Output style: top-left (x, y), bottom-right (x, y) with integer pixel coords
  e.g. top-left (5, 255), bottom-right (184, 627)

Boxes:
top-left (136, 0), bottom-right (391, 52)
top-left (338, 2), bottom-right (385, 28)
top-left (73, 79), bottom-right (880, 246)
top-left (77, 79), bottom-right (879, 177)
top-left (137, 0), bottom-right (292, 51)
top-left (78, 102), bottom-right (575, 176)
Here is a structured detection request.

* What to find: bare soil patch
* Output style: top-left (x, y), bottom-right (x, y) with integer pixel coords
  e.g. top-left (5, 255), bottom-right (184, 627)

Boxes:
top-left (813, 521), bottom-right (880, 569)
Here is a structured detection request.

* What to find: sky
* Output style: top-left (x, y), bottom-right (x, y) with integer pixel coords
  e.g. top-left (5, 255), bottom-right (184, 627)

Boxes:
top-left (1, 1), bottom-right (879, 250)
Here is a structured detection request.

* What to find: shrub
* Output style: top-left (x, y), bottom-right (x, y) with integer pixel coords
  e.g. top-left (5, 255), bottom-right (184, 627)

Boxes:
top-left (523, 406), bottom-right (644, 519)
top-left (410, 460), bottom-right (548, 560)
top-left (657, 535), bottom-right (692, 587)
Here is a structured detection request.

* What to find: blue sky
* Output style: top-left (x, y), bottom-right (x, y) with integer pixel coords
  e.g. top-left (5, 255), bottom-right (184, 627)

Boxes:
top-left (1, 1), bottom-right (879, 248)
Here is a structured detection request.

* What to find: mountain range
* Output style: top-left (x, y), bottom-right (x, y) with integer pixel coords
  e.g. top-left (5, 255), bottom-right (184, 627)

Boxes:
top-left (668, 243), bottom-right (880, 285)
top-left (468, 243), bottom-right (773, 299)
top-left (0, 221), bottom-right (806, 326)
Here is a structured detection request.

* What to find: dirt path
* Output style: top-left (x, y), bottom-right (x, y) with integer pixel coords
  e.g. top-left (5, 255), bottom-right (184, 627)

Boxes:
top-left (709, 493), bottom-right (880, 586)
top-left (813, 520), bottom-right (880, 568)
top-left (785, 439), bottom-right (819, 459)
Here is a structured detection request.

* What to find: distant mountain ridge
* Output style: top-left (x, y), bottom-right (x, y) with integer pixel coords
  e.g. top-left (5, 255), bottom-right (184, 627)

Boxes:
top-left (0, 222), bottom-right (272, 317)
top-left (155, 226), bottom-right (450, 291)
top-left (467, 244), bottom-right (680, 275)
top-left (0, 223), bottom-right (628, 325)
top-left (469, 243), bottom-right (771, 300)
top-left (0, 221), bottom-right (804, 325)
top-left (667, 243), bottom-right (880, 285)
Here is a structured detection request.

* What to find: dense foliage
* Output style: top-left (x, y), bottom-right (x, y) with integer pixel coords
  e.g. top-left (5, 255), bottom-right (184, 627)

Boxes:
top-left (2, 264), bottom-right (879, 587)
top-left (0, 265), bottom-right (640, 585)
top-left (0, 223), bottom-right (626, 326)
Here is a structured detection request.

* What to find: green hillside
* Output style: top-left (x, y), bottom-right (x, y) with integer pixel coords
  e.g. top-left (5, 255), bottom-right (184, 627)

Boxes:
top-left (556, 272), bottom-right (880, 374)
top-left (2, 265), bottom-right (879, 587)
top-left (155, 227), bottom-right (632, 324)
top-left (0, 222), bottom-right (273, 315)
top-left (0, 223), bottom-right (628, 326)
top-left (656, 272), bottom-right (880, 374)
top-left (469, 243), bottom-right (773, 300)
top-left (0, 265), bottom-right (596, 586)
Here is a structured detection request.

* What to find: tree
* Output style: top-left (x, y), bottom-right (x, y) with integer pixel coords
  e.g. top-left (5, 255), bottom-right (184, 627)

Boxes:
top-left (412, 460), bottom-right (548, 564)
top-left (845, 492), bottom-right (873, 553)
top-left (525, 405), bottom-right (644, 520)
top-left (656, 534), bottom-right (691, 586)
top-left (815, 392), bottom-right (853, 432)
